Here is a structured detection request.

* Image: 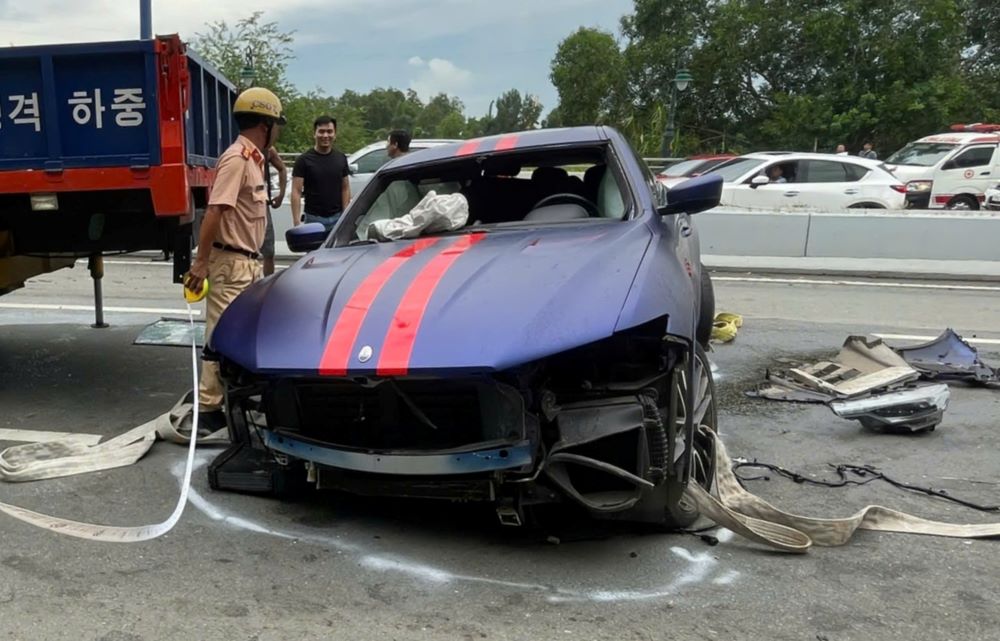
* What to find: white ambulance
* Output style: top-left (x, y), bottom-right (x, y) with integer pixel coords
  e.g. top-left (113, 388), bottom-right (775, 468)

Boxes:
top-left (884, 124), bottom-right (1000, 210)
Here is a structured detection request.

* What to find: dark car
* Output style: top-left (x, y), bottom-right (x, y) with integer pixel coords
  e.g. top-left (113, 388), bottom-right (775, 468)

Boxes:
top-left (208, 127), bottom-right (722, 529)
top-left (656, 154), bottom-right (736, 188)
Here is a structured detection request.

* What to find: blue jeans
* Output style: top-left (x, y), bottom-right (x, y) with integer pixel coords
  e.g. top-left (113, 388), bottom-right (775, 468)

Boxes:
top-left (304, 212), bottom-right (341, 232)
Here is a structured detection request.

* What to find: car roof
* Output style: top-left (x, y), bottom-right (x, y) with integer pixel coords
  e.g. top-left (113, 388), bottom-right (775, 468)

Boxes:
top-left (386, 127), bottom-right (609, 169)
top-left (915, 133), bottom-right (1000, 144)
top-left (349, 138), bottom-right (462, 159)
top-left (739, 152), bottom-right (884, 166)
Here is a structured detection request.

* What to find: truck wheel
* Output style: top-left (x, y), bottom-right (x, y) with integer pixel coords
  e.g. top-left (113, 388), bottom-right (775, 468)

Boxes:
top-left (946, 195), bottom-right (978, 211)
top-left (696, 266), bottom-right (715, 348)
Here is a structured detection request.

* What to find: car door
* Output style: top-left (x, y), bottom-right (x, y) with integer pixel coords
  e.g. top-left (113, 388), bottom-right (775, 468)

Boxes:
top-left (730, 161), bottom-right (800, 209)
top-left (796, 159), bottom-right (865, 209)
top-left (937, 144), bottom-right (999, 205)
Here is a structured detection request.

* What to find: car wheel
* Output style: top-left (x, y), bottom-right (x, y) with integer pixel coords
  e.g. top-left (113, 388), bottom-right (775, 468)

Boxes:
top-left (663, 343), bottom-right (718, 529)
top-left (946, 195), bottom-right (978, 211)
top-left (848, 202), bottom-right (885, 209)
top-left (696, 266), bottom-right (715, 348)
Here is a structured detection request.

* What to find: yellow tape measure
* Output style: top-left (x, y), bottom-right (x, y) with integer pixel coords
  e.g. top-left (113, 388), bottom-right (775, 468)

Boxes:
top-left (183, 278), bottom-right (210, 303)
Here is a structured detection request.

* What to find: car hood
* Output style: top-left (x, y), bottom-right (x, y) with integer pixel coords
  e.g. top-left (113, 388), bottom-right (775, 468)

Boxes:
top-left (213, 222), bottom-right (653, 376)
top-left (884, 164), bottom-right (934, 183)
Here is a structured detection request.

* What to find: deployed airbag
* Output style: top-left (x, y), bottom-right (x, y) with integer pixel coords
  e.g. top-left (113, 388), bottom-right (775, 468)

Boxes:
top-left (367, 191), bottom-right (470, 241)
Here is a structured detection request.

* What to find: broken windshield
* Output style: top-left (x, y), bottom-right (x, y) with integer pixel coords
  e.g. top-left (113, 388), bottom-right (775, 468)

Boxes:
top-left (343, 146), bottom-right (628, 242)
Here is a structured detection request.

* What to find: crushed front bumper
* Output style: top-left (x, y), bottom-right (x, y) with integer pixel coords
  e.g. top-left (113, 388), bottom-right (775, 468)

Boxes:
top-left (262, 430), bottom-right (534, 475)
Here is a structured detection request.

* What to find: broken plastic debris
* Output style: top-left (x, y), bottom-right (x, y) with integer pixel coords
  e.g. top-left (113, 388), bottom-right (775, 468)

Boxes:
top-left (893, 329), bottom-right (999, 384)
top-left (830, 383), bottom-right (950, 433)
top-left (746, 336), bottom-right (950, 433)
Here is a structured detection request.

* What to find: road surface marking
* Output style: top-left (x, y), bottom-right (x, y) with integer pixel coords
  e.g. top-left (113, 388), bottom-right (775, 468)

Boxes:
top-left (873, 333), bottom-right (1000, 346)
top-left (182, 459), bottom-right (739, 602)
top-left (0, 302), bottom-right (201, 316)
top-left (714, 276), bottom-right (1000, 292)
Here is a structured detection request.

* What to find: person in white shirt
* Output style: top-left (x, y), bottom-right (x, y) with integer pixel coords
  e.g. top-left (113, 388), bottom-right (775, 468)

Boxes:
top-left (767, 165), bottom-right (787, 183)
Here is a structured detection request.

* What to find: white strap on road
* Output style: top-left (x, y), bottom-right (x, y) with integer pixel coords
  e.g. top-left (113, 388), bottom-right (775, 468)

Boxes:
top-left (684, 431), bottom-right (1000, 553)
top-left (2, 308), bottom-right (998, 549)
top-left (0, 306), bottom-right (226, 542)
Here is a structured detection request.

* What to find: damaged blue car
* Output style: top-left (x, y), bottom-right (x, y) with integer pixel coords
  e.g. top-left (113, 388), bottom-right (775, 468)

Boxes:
top-left (208, 127), bottom-right (722, 528)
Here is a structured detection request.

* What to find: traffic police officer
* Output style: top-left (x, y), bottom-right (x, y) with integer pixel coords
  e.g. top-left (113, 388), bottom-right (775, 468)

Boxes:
top-left (184, 87), bottom-right (285, 430)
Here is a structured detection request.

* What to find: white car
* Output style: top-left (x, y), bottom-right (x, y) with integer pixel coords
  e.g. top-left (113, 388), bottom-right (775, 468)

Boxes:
top-left (347, 139), bottom-right (461, 196)
top-left (985, 183), bottom-right (1000, 211)
top-left (702, 152), bottom-right (907, 210)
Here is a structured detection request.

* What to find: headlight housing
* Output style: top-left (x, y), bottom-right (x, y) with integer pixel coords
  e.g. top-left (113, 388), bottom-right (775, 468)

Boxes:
top-left (906, 180), bottom-right (933, 193)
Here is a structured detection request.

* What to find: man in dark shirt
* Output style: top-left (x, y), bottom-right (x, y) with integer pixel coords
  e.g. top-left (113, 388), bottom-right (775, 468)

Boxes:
top-left (291, 115), bottom-right (350, 231)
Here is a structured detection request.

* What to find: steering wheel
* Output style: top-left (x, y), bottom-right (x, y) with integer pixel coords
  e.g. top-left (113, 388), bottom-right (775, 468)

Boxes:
top-left (532, 193), bottom-right (600, 217)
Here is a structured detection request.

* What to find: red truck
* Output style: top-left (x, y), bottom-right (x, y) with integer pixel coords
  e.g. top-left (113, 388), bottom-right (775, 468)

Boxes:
top-left (0, 31), bottom-right (236, 322)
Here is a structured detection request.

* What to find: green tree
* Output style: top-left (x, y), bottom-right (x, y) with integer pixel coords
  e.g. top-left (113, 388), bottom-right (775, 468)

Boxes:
top-left (541, 105), bottom-right (562, 128)
top-left (603, 0), bottom-right (996, 155)
top-left (487, 90), bottom-right (543, 134)
top-left (359, 88), bottom-right (424, 135)
top-left (550, 28), bottom-right (625, 125)
top-left (416, 94), bottom-right (466, 138)
top-left (436, 111), bottom-right (467, 138)
top-left (191, 11), bottom-right (295, 99)
top-left (961, 0), bottom-right (1000, 121)
top-left (279, 90), bottom-right (336, 152)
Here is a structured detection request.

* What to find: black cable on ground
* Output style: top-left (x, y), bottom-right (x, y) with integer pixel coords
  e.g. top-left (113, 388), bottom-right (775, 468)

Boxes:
top-left (733, 460), bottom-right (1000, 513)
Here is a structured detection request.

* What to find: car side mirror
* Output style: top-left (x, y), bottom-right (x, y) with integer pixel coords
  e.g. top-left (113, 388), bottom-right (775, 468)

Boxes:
top-left (348, 162), bottom-right (359, 175)
top-left (286, 223), bottom-right (328, 253)
top-left (658, 174), bottom-right (722, 216)
top-left (749, 175), bottom-right (770, 189)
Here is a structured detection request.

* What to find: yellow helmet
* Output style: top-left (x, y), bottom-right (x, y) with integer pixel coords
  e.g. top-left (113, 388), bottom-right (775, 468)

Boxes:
top-left (233, 87), bottom-right (286, 125)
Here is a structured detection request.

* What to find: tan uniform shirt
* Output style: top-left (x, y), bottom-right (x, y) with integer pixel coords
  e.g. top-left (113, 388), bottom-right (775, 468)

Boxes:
top-left (208, 135), bottom-right (267, 253)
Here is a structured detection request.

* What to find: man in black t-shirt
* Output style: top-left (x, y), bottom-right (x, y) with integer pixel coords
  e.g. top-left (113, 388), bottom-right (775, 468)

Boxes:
top-left (291, 115), bottom-right (351, 231)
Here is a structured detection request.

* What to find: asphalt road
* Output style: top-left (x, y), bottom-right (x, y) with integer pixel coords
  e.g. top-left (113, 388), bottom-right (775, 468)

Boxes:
top-left (2, 257), bottom-right (999, 641)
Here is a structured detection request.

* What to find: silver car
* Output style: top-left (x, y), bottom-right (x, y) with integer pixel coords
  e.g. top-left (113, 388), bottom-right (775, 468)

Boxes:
top-left (347, 139), bottom-right (461, 195)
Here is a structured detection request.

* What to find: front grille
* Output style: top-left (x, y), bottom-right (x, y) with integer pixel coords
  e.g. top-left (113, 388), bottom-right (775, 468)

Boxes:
top-left (266, 378), bottom-right (522, 451)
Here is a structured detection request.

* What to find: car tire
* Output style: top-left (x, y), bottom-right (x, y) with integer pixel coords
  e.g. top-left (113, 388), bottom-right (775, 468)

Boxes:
top-left (662, 343), bottom-right (718, 529)
top-left (848, 202), bottom-right (885, 209)
top-left (945, 195), bottom-right (979, 211)
top-left (696, 266), bottom-right (715, 348)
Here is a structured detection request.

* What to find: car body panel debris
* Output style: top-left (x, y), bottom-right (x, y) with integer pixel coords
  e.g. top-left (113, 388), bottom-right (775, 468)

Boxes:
top-left (830, 383), bottom-right (950, 433)
top-left (894, 329), bottom-right (999, 384)
top-left (747, 336), bottom-right (949, 432)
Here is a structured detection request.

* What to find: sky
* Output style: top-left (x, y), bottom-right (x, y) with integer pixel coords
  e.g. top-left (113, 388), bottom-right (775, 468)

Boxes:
top-left (0, 0), bottom-right (635, 117)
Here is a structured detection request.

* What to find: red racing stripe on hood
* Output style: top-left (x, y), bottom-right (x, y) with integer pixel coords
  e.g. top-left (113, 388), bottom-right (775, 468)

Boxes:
top-left (319, 237), bottom-right (441, 376)
top-left (455, 140), bottom-right (482, 156)
top-left (377, 233), bottom-right (487, 376)
top-left (494, 134), bottom-right (519, 151)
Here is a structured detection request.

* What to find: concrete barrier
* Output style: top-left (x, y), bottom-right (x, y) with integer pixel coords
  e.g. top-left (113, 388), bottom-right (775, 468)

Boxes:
top-left (695, 210), bottom-right (810, 257)
top-left (803, 210), bottom-right (1000, 261)
top-left (270, 202), bottom-right (1000, 278)
top-left (697, 207), bottom-right (1000, 261)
